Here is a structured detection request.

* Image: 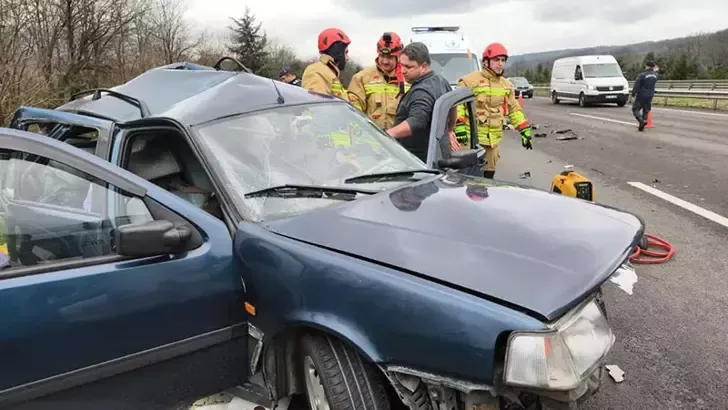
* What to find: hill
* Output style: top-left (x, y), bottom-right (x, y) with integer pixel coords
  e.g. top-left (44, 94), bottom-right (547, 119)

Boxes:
top-left (506, 29), bottom-right (728, 83)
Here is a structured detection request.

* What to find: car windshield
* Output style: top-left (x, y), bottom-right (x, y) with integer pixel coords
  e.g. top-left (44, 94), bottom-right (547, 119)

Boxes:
top-left (509, 77), bottom-right (529, 86)
top-left (430, 53), bottom-right (480, 85)
top-left (194, 102), bottom-right (429, 221)
top-left (582, 63), bottom-right (623, 78)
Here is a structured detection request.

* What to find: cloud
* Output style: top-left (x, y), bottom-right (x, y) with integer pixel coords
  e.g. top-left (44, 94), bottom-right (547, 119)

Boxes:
top-left (186, 0), bottom-right (728, 66)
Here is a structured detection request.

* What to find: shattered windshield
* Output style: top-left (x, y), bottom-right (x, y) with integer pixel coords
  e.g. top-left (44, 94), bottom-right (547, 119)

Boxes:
top-left (582, 63), bottom-right (623, 78)
top-left (194, 102), bottom-right (428, 221)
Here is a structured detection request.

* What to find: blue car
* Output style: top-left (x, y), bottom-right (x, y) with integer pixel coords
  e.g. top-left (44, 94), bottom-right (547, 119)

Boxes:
top-left (0, 57), bottom-right (643, 410)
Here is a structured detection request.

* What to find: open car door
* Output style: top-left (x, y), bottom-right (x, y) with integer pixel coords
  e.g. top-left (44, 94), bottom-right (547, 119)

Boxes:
top-left (425, 87), bottom-right (485, 176)
top-left (0, 128), bottom-right (247, 409)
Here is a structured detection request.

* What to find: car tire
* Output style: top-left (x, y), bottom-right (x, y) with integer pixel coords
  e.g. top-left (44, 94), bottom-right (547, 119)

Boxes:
top-left (616, 100), bottom-right (626, 107)
top-left (551, 91), bottom-right (559, 104)
top-left (300, 332), bottom-right (392, 410)
top-left (579, 93), bottom-right (586, 107)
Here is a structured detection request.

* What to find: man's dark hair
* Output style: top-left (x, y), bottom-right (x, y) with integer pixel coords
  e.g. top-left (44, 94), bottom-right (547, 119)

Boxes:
top-left (402, 42), bottom-right (431, 66)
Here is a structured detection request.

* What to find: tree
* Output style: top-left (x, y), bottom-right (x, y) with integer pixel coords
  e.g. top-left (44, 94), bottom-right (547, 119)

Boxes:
top-left (226, 7), bottom-right (269, 74)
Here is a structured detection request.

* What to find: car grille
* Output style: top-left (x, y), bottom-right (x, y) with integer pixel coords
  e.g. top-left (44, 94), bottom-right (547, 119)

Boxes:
top-left (596, 85), bottom-right (624, 92)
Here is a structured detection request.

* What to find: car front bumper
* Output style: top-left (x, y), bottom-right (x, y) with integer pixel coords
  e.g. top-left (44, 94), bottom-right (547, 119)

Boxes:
top-left (583, 92), bottom-right (629, 103)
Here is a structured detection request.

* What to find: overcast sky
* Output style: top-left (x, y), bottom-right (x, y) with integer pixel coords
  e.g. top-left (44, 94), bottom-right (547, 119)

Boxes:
top-left (185, 0), bottom-right (728, 65)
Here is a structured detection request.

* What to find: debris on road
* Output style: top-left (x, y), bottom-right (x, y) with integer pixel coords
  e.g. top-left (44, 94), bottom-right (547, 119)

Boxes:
top-left (609, 264), bottom-right (638, 295)
top-left (549, 128), bottom-right (582, 140)
top-left (534, 132), bottom-right (548, 138)
top-left (556, 134), bottom-right (580, 141)
top-left (554, 128), bottom-right (573, 134)
top-left (606, 365), bottom-right (625, 383)
top-left (519, 171), bottom-right (531, 179)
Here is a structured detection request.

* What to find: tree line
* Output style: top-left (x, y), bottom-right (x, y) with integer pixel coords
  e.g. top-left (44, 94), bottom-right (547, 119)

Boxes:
top-left (0, 0), bottom-right (363, 124)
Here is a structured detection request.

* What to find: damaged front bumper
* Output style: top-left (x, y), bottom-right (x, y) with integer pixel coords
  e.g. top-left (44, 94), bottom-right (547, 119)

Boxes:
top-left (380, 294), bottom-right (615, 409)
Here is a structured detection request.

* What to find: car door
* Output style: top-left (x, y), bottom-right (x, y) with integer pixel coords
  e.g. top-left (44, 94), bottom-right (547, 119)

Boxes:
top-left (426, 87), bottom-right (485, 177)
top-left (10, 106), bottom-right (116, 160)
top-left (0, 128), bottom-right (248, 409)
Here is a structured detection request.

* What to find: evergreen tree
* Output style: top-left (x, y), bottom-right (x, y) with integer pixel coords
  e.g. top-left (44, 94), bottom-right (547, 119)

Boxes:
top-left (227, 7), bottom-right (269, 74)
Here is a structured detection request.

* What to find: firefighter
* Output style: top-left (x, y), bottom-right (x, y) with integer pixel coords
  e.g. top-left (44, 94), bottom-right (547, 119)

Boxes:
top-left (453, 42), bottom-right (533, 179)
top-left (301, 28), bottom-right (351, 100)
top-left (348, 32), bottom-right (409, 130)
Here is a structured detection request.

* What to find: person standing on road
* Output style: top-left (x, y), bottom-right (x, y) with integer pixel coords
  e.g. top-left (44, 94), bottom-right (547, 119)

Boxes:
top-left (632, 62), bottom-right (659, 131)
top-left (278, 66), bottom-right (301, 86)
top-left (301, 28), bottom-right (351, 100)
top-left (386, 42), bottom-right (459, 162)
top-left (453, 42), bottom-right (533, 179)
top-left (348, 32), bottom-right (410, 130)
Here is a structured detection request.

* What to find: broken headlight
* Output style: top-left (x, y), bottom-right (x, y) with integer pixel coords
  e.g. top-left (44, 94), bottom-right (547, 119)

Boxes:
top-left (503, 299), bottom-right (614, 391)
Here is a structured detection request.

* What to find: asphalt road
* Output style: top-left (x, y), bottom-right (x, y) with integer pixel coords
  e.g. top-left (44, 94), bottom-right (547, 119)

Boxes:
top-left (495, 100), bottom-right (728, 409)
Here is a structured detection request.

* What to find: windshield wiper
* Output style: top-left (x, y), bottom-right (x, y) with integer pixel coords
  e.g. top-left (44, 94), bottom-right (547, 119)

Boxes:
top-left (343, 169), bottom-right (442, 184)
top-left (243, 184), bottom-right (379, 199)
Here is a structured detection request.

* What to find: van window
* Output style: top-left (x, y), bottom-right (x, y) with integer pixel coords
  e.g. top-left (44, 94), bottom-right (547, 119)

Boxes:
top-left (582, 63), bottom-right (623, 78)
top-left (430, 53), bottom-right (480, 85)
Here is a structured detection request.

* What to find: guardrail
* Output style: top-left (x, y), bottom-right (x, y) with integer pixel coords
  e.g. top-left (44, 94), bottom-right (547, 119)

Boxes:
top-left (531, 80), bottom-right (728, 110)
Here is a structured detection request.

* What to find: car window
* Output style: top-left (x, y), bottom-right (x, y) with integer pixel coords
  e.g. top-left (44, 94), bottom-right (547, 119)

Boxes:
top-left (430, 53), bottom-right (480, 85)
top-left (0, 150), bottom-right (153, 271)
top-left (582, 63), bottom-right (623, 78)
top-left (193, 102), bottom-right (428, 221)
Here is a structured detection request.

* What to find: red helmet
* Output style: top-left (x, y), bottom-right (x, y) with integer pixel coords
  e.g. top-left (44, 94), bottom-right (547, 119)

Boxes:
top-left (377, 32), bottom-right (403, 56)
top-left (483, 42), bottom-right (508, 60)
top-left (318, 28), bottom-right (351, 52)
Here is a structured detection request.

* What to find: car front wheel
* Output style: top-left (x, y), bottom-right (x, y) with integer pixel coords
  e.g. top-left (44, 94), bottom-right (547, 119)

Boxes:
top-left (300, 332), bottom-right (392, 410)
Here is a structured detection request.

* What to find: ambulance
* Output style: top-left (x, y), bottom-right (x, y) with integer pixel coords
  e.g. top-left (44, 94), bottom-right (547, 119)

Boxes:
top-left (407, 26), bottom-right (481, 88)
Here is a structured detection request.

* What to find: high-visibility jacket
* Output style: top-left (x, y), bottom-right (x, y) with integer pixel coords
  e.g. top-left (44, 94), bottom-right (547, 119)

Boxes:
top-left (301, 54), bottom-right (348, 100)
top-left (347, 66), bottom-right (410, 130)
top-left (454, 68), bottom-right (530, 147)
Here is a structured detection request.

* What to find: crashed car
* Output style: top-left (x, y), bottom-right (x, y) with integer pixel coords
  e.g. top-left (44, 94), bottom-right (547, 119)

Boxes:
top-left (0, 57), bottom-right (643, 410)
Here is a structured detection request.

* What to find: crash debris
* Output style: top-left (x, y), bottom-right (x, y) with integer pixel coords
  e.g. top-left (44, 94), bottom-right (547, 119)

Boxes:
top-left (609, 264), bottom-right (638, 295)
top-left (519, 171), bottom-right (531, 179)
top-left (605, 365), bottom-right (625, 383)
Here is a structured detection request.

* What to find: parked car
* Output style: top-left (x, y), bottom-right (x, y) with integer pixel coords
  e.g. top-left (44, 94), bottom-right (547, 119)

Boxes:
top-left (0, 58), bottom-right (643, 410)
top-left (507, 76), bottom-right (534, 98)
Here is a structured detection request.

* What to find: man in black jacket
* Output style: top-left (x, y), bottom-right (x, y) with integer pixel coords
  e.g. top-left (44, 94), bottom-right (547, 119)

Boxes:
top-left (387, 42), bottom-right (455, 162)
top-left (632, 62), bottom-right (659, 131)
top-left (279, 66), bottom-right (302, 86)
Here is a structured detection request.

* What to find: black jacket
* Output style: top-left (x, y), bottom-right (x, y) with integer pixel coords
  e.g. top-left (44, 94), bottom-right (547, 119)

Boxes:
top-left (394, 70), bottom-right (452, 162)
top-left (632, 69), bottom-right (658, 98)
top-left (290, 77), bottom-right (302, 86)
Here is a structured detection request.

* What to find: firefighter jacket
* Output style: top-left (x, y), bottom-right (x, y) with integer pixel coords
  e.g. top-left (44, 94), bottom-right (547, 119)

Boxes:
top-left (454, 68), bottom-right (530, 147)
top-left (301, 54), bottom-right (348, 100)
top-left (347, 66), bottom-right (410, 130)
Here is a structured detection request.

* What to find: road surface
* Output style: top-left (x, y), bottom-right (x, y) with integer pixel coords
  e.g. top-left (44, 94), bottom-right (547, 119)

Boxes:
top-left (193, 100), bottom-right (728, 409)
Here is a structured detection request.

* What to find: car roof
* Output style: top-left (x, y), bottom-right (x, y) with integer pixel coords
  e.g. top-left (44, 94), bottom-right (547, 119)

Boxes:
top-left (56, 62), bottom-right (343, 126)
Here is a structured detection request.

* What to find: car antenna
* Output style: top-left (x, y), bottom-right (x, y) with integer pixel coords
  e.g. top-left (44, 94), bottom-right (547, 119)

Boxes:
top-left (271, 79), bottom-right (285, 104)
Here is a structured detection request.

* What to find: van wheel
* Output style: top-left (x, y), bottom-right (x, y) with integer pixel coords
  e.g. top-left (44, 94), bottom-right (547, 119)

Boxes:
top-left (300, 332), bottom-right (391, 410)
top-left (578, 93), bottom-right (587, 107)
top-left (551, 91), bottom-right (559, 104)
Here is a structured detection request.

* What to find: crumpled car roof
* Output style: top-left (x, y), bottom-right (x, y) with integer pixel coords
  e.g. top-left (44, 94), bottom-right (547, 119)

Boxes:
top-left (56, 63), bottom-right (342, 126)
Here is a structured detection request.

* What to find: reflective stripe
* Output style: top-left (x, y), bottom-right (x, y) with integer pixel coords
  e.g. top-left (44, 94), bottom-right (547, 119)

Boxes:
top-left (472, 87), bottom-right (510, 97)
top-left (509, 111), bottom-right (528, 130)
top-left (364, 83), bottom-right (410, 95)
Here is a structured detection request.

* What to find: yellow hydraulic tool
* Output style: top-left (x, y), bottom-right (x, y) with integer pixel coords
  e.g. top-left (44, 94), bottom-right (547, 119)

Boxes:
top-left (550, 165), bottom-right (594, 201)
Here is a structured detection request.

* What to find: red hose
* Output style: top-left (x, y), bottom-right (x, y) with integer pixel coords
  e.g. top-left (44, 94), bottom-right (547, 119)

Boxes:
top-left (629, 233), bottom-right (675, 264)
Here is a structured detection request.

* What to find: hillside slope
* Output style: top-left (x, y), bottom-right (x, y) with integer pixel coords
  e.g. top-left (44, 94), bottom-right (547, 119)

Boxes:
top-left (506, 28), bottom-right (728, 82)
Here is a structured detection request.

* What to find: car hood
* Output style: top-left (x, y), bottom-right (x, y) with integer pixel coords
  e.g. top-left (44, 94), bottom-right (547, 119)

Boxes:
top-left (265, 173), bottom-right (644, 321)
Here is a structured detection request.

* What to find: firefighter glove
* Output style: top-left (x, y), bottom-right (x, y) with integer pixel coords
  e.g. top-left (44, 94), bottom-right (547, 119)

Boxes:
top-left (520, 127), bottom-right (533, 150)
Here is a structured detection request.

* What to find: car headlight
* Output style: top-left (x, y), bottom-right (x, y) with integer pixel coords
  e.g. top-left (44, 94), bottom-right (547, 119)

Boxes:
top-left (587, 84), bottom-right (595, 90)
top-left (503, 299), bottom-right (614, 391)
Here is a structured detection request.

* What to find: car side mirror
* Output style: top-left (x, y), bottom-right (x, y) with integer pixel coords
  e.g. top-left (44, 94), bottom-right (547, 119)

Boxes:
top-left (437, 149), bottom-right (478, 169)
top-left (114, 219), bottom-right (192, 257)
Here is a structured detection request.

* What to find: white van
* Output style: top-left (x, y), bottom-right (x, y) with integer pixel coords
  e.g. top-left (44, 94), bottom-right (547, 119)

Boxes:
top-left (549, 55), bottom-right (630, 107)
top-left (407, 26), bottom-right (481, 88)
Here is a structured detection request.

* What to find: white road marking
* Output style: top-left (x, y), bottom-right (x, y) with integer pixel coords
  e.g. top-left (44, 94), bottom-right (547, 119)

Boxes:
top-left (627, 181), bottom-right (728, 228)
top-left (651, 106), bottom-right (728, 118)
top-left (569, 112), bottom-right (636, 126)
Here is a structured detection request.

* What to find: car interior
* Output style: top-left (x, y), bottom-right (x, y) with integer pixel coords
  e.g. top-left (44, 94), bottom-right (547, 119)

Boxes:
top-left (120, 129), bottom-right (224, 221)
